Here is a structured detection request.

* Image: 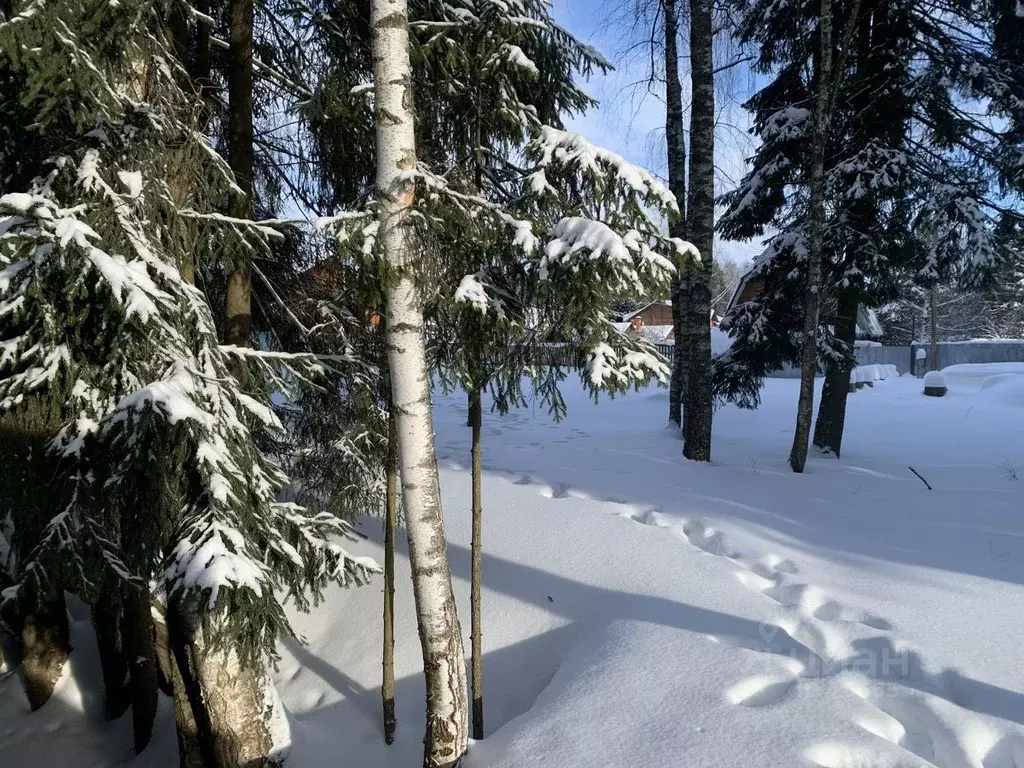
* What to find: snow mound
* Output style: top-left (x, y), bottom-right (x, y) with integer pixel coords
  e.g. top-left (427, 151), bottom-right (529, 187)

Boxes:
top-left (923, 371), bottom-right (946, 388)
top-left (976, 374), bottom-right (1024, 408)
top-left (940, 362), bottom-right (1024, 387)
top-left (980, 372), bottom-right (1021, 391)
top-left (468, 620), bottom-right (873, 768)
top-left (851, 364), bottom-right (898, 384)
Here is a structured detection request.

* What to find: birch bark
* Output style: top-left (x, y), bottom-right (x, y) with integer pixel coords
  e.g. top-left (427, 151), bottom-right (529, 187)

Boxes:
top-left (372, 0), bottom-right (470, 761)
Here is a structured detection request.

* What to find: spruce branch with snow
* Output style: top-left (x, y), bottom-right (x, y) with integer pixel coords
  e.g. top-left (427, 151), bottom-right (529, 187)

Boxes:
top-left (0, 0), bottom-right (378, 672)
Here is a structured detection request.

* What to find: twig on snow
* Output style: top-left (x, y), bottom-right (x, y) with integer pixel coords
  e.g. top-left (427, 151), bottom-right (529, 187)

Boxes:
top-left (908, 466), bottom-right (932, 490)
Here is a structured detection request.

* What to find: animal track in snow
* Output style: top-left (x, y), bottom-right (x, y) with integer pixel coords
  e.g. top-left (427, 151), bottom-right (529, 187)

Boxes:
top-left (486, 462), bottom-right (970, 767)
top-left (630, 507), bottom-right (668, 527)
top-left (499, 468), bottom-right (1013, 768)
top-left (539, 481), bottom-right (571, 499)
top-left (981, 735), bottom-right (1024, 768)
top-left (860, 615), bottom-right (894, 631)
top-left (736, 561), bottom-right (896, 634)
top-left (822, 676), bottom-right (1024, 768)
top-left (725, 673), bottom-right (798, 707)
top-left (844, 679), bottom-right (976, 768)
top-left (681, 520), bottom-right (739, 557)
top-left (736, 569), bottom-right (776, 593)
top-left (765, 554), bottom-right (799, 574)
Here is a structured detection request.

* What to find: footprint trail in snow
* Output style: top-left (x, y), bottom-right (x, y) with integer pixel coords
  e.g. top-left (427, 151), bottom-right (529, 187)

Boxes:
top-left (482, 462), bottom-right (1024, 768)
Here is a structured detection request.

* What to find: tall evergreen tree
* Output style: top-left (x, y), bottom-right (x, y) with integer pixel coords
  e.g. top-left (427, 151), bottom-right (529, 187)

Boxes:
top-left (0, 0), bottom-right (378, 762)
top-left (716, 0), bottom-right (1020, 460)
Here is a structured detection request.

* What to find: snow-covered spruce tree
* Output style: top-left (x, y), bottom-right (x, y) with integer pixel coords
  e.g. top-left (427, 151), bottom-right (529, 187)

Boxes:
top-left (0, 28), bottom-right (72, 712)
top-left (413, 8), bottom-right (689, 737)
top-left (0, 0), bottom-right (376, 761)
top-left (717, 0), bottom-right (1017, 458)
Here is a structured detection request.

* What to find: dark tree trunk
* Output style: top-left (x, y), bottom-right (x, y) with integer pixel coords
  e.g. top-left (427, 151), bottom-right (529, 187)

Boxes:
top-left (683, 0), bottom-right (715, 462)
top-left (167, 0), bottom-right (190, 77)
top-left (194, 0), bottom-right (215, 116)
top-left (469, 387), bottom-right (483, 740)
top-left (662, 0), bottom-right (687, 428)
top-left (167, 0), bottom-right (212, 286)
top-left (813, 287), bottom-right (859, 456)
top-left (226, 0), bottom-right (254, 348)
top-left (93, 596), bottom-right (130, 720)
top-left (929, 285), bottom-right (939, 371)
top-left (789, 0), bottom-right (834, 474)
top-left (167, 605), bottom-right (212, 768)
top-left (670, 272), bottom-right (688, 430)
top-left (123, 584), bottom-right (159, 754)
top-left (382, 410), bottom-right (397, 746)
top-left (21, 594), bottom-right (69, 711)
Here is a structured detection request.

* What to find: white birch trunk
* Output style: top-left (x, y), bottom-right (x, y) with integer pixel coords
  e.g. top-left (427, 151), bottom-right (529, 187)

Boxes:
top-left (371, 0), bottom-right (470, 763)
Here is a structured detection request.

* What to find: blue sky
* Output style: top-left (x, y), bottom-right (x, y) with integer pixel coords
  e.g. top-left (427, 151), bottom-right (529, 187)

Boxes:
top-left (550, 0), bottom-right (764, 265)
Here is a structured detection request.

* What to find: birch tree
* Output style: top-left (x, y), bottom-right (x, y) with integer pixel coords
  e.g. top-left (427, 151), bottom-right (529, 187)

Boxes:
top-left (312, 0), bottom-right (689, 746)
top-left (370, 0), bottom-right (470, 761)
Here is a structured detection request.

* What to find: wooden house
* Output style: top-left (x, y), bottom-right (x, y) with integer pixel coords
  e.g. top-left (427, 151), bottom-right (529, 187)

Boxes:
top-left (726, 269), bottom-right (884, 340)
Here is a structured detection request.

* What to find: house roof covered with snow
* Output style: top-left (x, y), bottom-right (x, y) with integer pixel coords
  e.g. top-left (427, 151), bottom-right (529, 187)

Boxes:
top-left (620, 301), bottom-right (671, 322)
top-left (856, 307), bottom-right (884, 339)
top-left (612, 322), bottom-right (675, 343)
top-left (727, 268), bottom-right (885, 339)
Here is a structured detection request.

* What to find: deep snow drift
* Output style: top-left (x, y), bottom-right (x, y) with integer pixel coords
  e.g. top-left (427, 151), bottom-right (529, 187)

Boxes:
top-left (3, 369), bottom-right (1024, 767)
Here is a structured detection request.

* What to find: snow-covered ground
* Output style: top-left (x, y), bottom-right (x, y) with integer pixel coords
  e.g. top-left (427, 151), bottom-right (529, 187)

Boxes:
top-left (4, 370), bottom-right (1024, 767)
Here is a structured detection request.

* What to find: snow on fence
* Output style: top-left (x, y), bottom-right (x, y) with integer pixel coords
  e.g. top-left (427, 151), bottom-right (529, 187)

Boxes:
top-left (856, 340), bottom-right (1024, 376)
top-left (762, 340), bottom-right (1024, 378)
top-left (536, 339), bottom-right (1024, 378)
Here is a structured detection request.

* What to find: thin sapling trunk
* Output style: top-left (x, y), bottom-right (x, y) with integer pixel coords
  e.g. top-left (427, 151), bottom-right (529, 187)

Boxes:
top-left (382, 410), bottom-right (398, 745)
top-left (469, 386), bottom-right (483, 740)
top-left (663, 0), bottom-right (687, 428)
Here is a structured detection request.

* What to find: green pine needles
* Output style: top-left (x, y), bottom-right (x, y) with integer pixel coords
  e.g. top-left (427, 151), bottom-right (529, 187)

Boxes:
top-left (0, 0), bottom-right (377, 667)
